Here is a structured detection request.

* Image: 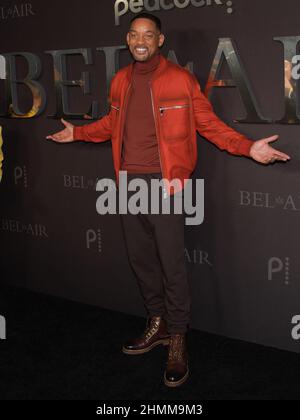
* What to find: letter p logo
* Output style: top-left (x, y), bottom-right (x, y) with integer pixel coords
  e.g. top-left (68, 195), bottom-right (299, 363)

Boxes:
top-left (114, 0), bottom-right (129, 25)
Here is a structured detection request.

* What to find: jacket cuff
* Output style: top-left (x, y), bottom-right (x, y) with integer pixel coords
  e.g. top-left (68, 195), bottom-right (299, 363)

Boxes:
top-left (73, 125), bottom-right (85, 141)
top-left (237, 137), bottom-right (254, 157)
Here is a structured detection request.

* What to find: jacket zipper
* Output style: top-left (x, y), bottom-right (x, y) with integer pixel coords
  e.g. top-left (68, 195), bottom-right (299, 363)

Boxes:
top-left (159, 104), bottom-right (189, 116)
top-left (119, 82), bottom-right (132, 169)
top-left (149, 81), bottom-right (168, 199)
top-left (111, 105), bottom-right (120, 111)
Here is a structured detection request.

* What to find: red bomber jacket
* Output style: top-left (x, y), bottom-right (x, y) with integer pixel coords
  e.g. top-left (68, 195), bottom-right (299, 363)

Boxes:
top-left (73, 54), bottom-right (253, 196)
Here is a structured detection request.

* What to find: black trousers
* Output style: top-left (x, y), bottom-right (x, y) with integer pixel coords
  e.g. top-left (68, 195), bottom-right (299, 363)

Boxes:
top-left (119, 173), bottom-right (191, 334)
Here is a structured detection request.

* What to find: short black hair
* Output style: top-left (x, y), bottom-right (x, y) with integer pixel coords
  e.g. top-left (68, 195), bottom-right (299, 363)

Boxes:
top-left (130, 12), bottom-right (162, 32)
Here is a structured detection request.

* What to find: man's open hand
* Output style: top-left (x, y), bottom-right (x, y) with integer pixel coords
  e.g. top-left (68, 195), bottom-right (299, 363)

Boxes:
top-left (249, 135), bottom-right (291, 164)
top-left (46, 118), bottom-right (74, 143)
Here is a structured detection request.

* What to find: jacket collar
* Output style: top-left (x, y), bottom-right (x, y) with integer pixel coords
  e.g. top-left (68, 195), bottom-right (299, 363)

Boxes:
top-left (125, 53), bottom-right (169, 83)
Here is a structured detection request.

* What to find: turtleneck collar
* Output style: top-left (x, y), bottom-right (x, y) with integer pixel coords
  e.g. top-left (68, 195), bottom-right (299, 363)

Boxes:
top-left (133, 51), bottom-right (161, 75)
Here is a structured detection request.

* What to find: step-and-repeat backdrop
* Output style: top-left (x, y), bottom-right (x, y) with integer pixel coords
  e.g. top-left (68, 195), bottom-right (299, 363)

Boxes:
top-left (1, 0), bottom-right (300, 353)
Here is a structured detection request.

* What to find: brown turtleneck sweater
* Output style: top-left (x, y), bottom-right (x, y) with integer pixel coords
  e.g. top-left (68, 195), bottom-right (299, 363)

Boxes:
top-left (120, 52), bottom-right (161, 173)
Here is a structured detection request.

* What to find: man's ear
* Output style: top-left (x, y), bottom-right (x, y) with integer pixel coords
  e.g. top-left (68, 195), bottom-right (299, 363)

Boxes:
top-left (158, 33), bottom-right (165, 48)
top-left (126, 32), bottom-right (130, 46)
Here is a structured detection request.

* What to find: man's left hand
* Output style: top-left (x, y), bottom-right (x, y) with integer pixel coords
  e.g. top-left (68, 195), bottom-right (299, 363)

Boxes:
top-left (249, 135), bottom-right (291, 164)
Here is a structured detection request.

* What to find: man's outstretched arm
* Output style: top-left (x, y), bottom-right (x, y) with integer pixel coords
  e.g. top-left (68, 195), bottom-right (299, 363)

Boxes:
top-left (46, 76), bottom-right (115, 144)
top-left (191, 75), bottom-right (290, 164)
top-left (46, 111), bottom-right (113, 144)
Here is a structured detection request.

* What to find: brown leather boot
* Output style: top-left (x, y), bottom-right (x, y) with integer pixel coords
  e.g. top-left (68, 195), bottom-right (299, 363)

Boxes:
top-left (122, 316), bottom-right (170, 355)
top-left (164, 333), bottom-right (189, 387)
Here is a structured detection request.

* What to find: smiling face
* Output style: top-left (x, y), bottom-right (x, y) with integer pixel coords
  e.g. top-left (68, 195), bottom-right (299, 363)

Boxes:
top-left (126, 18), bottom-right (165, 62)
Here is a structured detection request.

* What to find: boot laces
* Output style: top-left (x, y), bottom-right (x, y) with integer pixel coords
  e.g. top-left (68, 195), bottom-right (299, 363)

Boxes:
top-left (145, 317), bottom-right (161, 340)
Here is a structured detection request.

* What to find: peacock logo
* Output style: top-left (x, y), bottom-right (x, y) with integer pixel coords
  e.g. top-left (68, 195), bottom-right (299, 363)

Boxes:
top-left (114, 0), bottom-right (234, 26)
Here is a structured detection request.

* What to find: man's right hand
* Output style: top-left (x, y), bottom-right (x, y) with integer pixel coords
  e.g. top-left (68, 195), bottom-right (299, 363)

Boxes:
top-left (46, 118), bottom-right (74, 143)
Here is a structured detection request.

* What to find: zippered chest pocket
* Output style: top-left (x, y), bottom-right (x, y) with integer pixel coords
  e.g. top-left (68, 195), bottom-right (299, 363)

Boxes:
top-left (158, 99), bottom-right (191, 141)
top-left (159, 103), bottom-right (189, 115)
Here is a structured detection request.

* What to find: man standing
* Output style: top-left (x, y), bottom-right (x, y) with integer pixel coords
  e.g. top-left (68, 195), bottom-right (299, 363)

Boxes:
top-left (46, 13), bottom-right (290, 387)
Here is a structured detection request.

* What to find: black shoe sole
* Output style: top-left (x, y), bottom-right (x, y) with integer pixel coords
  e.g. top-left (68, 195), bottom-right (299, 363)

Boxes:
top-left (122, 338), bottom-right (170, 355)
